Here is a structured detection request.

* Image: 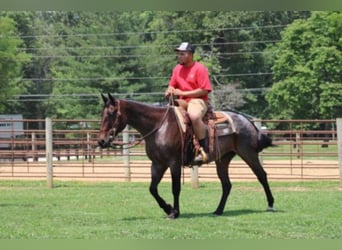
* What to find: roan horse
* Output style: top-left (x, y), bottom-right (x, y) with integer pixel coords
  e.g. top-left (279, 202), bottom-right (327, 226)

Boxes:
top-left (98, 93), bottom-right (275, 219)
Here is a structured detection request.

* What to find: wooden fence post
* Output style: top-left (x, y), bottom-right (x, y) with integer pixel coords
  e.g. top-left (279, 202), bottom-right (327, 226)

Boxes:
top-left (123, 126), bottom-right (131, 181)
top-left (336, 118), bottom-right (342, 186)
top-left (295, 132), bottom-right (301, 159)
top-left (45, 118), bottom-right (53, 188)
top-left (191, 165), bottom-right (199, 189)
top-left (31, 132), bottom-right (37, 161)
top-left (87, 132), bottom-right (92, 163)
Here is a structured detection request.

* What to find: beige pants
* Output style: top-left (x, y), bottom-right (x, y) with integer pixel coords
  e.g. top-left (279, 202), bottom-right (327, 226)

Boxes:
top-left (187, 99), bottom-right (208, 140)
top-left (187, 98), bottom-right (208, 119)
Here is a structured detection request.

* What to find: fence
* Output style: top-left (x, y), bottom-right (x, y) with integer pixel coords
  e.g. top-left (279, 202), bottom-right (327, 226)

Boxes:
top-left (0, 118), bottom-right (341, 187)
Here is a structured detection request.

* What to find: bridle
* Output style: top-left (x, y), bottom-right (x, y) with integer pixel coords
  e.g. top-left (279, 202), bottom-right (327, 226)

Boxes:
top-left (107, 99), bottom-right (172, 150)
top-left (108, 98), bottom-right (121, 139)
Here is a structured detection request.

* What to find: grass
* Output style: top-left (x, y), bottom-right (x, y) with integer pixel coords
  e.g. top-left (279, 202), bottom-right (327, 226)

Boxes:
top-left (0, 180), bottom-right (341, 239)
top-left (262, 142), bottom-right (338, 160)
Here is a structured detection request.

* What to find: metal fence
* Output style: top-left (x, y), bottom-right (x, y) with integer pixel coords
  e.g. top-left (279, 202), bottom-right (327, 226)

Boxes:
top-left (0, 118), bottom-right (341, 185)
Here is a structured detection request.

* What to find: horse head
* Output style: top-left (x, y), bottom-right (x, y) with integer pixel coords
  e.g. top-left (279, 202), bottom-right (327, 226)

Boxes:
top-left (98, 93), bottom-right (127, 148)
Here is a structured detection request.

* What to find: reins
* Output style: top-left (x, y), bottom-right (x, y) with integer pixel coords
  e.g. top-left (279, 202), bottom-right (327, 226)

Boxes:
top-left (110, 99), bottom-right (172, 150)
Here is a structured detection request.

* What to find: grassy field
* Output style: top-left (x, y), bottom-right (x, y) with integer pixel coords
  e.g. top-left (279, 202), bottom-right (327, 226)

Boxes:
top-left (0, 180), bottom-right (341, 239)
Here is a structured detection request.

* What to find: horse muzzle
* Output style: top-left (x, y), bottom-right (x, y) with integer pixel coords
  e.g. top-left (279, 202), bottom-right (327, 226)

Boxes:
top-left (98, 139), bottom-right (109, 148)
top-left (98, 134), bottom-right (113, 148)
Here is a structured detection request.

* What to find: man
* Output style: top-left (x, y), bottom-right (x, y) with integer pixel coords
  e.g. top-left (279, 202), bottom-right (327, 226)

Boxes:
top-left (165, 42), bottom-right (212, 163)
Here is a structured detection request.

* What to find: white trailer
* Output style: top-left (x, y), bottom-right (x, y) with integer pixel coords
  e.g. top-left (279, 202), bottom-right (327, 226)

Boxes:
top-left (0, 114), bottom-right (24, 148)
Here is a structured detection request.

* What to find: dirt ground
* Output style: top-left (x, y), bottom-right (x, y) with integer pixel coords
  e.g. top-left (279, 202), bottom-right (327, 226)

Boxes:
top-left (0, 159), bottom-right (340, 183)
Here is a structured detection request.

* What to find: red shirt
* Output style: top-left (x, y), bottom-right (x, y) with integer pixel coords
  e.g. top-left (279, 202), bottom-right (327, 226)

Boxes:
top-left (169, 62), bottom-right (212, 102)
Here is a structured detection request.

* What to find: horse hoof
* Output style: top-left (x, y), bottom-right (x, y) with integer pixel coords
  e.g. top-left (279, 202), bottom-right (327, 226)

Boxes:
top-left (266, 206), bottom-right (276, 212)
top-left (167, 212), bottom-right (179, 219)
top-left (213, 211), bottom-right (223, 216)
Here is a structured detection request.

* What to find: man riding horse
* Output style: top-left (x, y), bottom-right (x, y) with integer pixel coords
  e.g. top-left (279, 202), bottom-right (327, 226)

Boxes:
top-left (164, 42), bottom-right (212, 163)
top-left (97, 43), bottom-right (275, 219)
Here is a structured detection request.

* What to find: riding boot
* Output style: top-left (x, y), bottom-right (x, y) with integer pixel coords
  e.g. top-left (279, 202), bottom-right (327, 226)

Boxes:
top-left (193, 132), bottom-right (209, 164)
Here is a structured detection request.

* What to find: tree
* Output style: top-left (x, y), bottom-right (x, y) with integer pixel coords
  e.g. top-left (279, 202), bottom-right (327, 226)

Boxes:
top-left (265, 11), bottom-right (342, 120)
top-left (0, 11), bottom-right (316, 119)
top-left (0, 15), bottom-right (30, 113)
top-left (213, 83), bottom-right (246, 111)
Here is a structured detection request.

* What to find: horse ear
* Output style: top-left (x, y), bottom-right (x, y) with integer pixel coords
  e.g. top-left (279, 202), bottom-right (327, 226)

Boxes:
top-left (101, 93), bottom-right (108, 104)
top-left (108, 93), bottom-right (116, 105)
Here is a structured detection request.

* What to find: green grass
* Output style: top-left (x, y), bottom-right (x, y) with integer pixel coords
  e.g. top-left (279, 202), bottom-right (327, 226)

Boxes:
top-left (0, 180), bottom-right (341, 239)
top-left (262, 142), bottom-right (338, 160)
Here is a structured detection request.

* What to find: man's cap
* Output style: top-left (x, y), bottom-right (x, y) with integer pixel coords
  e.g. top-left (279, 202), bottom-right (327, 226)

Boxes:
top-left (174, 42), bottom-right (195, 53)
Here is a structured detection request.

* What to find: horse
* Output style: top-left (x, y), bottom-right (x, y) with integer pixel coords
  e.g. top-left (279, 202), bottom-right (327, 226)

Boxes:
top-left (98, 93), bottom-right (275, 219)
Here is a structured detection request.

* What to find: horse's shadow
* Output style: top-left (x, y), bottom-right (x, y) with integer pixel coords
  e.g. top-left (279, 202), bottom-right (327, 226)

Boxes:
top-left (121, 209), bottom-right (284, 221)
top-left (0, 203), bottom-right (35, 208)
top-left (181, 208), bottom-right (283, 218)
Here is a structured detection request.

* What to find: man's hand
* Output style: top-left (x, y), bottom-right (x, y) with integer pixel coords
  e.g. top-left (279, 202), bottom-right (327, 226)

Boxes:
top-left (165, 86), bottom-right (175, 97)
top-left (172, 88), bottom-right (184, 96)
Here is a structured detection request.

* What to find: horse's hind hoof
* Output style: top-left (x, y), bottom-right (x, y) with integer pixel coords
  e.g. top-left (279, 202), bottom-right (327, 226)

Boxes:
top-left (266, 206), bottom-right (276, 212)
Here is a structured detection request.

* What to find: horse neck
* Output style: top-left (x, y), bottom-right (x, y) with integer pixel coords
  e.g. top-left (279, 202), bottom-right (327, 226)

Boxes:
top-left (121, 100), bottom-right (169, 136)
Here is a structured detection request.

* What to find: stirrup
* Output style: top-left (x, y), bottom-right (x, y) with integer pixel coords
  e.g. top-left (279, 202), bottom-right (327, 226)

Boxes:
top-left (195, 147), bottom-right (208, 163)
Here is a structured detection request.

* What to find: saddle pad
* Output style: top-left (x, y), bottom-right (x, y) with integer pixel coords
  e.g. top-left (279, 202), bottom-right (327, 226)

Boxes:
top-left (173, 106), bottom-right (187, 133)
top-left (215, 122), bottom-right (236, 136)
top-left (213, 111), bottom-right (236, 134)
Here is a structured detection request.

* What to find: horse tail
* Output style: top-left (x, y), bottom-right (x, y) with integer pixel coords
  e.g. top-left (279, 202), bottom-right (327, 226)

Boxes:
top-left (257, 132), bottom-right (273, 152)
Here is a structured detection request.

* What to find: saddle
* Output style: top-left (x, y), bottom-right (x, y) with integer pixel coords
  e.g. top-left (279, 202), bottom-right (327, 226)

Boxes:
top-left (172, 100), bottom-right (237, 166)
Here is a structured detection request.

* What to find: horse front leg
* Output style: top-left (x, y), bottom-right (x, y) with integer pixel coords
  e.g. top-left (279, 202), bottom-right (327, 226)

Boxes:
top-left (168, 164), bottom-right (182, 219)
top-left (149, 164), bottom-right (173, 217)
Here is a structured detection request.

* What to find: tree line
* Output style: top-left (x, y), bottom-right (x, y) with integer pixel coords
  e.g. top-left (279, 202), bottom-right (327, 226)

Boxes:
top-left (0, 11), bottom-right (341, 125)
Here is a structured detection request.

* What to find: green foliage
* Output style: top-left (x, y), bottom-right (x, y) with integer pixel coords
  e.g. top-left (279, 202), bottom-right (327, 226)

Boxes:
top-left (266, 11), bottom-right (342, 119)
top-left (0, 11), bottom-right (323, 120)
top-left (0, 15), bottom-right (31, 112)
top-left (320, 83), bottom-right (342, 118)
top-left (201, 11), bottom-right (310, 116)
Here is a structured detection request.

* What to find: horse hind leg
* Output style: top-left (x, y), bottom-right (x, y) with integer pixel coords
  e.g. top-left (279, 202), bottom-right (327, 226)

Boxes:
top-left (213, 152), bottom-right (235, 215)
top-left (240, 152), bottom-right (275, 211)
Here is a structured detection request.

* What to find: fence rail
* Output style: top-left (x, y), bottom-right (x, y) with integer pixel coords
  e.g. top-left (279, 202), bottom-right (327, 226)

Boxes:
top-left (0, 118), bottom-right (341, 185)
